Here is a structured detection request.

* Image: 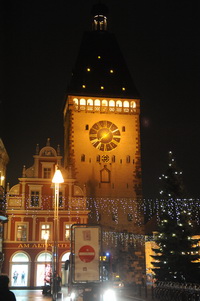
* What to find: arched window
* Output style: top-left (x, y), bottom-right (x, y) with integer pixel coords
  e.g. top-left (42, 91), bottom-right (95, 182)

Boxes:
top-left (87, 99), bottom-right (93, 106)
top-left (102, 99), bottom-right (108, 106)
top-left (130, 101), bottom-right (136, 108)
top-left (116, 100), bottom-right (122, 107)
top-left (73, 98), bottom-right (79, 105)
top-left (123, 101), bottom-right (129, 108)
top-left (94, 99), bottom-right (100, 106)
top-left (80, 98), bottom-right (86, 105)
top-left (109, 100), bottom-right (115, 107)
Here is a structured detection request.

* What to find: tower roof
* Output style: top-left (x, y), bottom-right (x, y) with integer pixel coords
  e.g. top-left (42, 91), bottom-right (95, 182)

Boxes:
top-left (67, 4), bottom-right (139, 99)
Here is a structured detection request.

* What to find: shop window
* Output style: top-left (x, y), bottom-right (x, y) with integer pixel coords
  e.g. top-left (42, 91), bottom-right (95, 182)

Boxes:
top-left (11, 252), bottom-right (29, 287)
top-left (16, 224), bottom-right (27, 241)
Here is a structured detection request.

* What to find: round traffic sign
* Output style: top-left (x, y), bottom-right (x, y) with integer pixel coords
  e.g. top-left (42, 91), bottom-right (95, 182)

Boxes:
top-left (78, 245), bottom-right (95, 263)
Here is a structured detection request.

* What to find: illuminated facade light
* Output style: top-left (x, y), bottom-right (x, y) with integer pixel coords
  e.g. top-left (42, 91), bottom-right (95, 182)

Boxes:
top-left (101, 86), bottom-right (104, 90)
top-left (87, 68), bottom-right (91, 72)
top-left (122, 87), bottom-right (126, 91)
top-left (98, 56), bottom-right (101, 59)
top-left (110, 69), bottom-right (114, 73)
top-left (82, 85), bottom-right (86, 88)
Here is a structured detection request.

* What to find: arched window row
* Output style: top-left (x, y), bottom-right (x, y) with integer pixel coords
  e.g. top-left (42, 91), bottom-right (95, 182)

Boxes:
top-left (73, 98), bottom-right (137, 113)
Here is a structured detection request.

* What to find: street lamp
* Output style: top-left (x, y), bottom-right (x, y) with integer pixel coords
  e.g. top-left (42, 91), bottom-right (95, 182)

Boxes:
top-left (52, 166), bottom-right (64, 301)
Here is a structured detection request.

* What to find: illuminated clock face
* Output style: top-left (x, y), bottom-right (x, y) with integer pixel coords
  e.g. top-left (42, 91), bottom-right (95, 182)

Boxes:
top-left (89, 120), bottom-right (121, 151)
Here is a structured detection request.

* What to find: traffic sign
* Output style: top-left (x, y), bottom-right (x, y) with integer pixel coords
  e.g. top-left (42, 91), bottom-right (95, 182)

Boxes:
top-left (78, 245), bottom-right (95, 263)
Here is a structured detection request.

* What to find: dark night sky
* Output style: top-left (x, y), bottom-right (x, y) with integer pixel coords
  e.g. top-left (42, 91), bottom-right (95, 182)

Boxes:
top-left (1, 0), bottom-right (199, 198)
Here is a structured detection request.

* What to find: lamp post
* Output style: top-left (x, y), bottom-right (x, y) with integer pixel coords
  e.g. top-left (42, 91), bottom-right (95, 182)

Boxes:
top-left (43, 232), bottom-right (49, 287)
top-left (52, 166), bottom-right (64, 301)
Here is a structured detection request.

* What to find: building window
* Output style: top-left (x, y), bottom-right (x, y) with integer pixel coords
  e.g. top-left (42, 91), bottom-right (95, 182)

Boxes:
top-left (16, 224), bottom-right (27, 241)
top-left (126, 156), bottom-right (130, 163)
top-left (112, 155), bottom-right (115, 163)
top-left (30, 191), bottom-right (39, 207)
top-left (127, 213), bottom-right (133, 222)
top-left (43, 168), bottom-right (51, 179)
top-left (122, 126), bottom-right (126, 132)
top-left (65, 224), bottom-right (72, 241)
top-left (59, 191), bottom-right (63, 207)
top-left (81, 154), bottom-right (85, 162)
top-left (41, 224), bottom-right (50, 240)
top-left (85, 124), bottom-right (89, 130)
top-left (96, 155), bottom-right (100, 162)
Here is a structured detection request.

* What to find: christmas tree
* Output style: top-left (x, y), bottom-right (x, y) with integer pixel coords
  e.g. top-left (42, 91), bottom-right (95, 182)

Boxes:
top-left (159, 151), bottom-right (186, 199)
top-left (151, 211), bottom-right (200, 283)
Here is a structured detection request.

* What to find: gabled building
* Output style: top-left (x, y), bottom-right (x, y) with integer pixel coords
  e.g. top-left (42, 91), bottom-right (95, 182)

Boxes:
top-left (3, 139), bottom-right (89, 287)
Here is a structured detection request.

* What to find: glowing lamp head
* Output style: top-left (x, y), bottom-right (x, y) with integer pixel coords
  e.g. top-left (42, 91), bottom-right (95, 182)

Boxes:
top-left (52, 167), bottom-right (64, 184)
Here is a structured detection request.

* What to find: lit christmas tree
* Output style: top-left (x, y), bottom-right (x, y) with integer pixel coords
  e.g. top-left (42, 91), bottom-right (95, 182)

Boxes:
top-left (151, 211), bottom-right (200, 283)
top-left (159, 151), bottom-right (186, 199)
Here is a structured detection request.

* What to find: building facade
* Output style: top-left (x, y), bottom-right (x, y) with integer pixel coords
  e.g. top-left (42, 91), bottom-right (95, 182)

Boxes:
top-left (3, 139), bottom-right (89, 287)
top-left (0, 138), bottom-right (9, 273)
top-left (63, 3), bottom-right (145, 283)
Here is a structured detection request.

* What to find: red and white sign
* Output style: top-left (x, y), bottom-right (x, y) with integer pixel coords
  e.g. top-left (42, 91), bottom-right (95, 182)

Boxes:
top-left (73, 225), bottom-right (101, 282)
top-left (78, 245), bottom-right (95, 263)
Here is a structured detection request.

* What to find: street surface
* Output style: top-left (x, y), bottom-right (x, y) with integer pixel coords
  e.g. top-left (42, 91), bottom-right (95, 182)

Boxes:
top-left (12, 288), bottom-right (151, 301)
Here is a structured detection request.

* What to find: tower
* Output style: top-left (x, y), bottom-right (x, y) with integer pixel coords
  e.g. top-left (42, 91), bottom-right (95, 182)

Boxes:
top-left (63, 4), bottom-right (142, 203)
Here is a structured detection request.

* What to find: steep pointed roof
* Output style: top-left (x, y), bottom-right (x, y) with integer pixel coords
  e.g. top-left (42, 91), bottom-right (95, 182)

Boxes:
top-left (67, 3), bottom-right (139, 99)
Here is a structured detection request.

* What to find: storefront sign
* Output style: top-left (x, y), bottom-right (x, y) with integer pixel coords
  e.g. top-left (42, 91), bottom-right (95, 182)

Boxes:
top-left (17, 243), bottom-right (69, 248)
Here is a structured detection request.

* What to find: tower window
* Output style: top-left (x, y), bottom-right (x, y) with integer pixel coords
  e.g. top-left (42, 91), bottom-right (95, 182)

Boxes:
top-left (81, 154), bottom-right (85, 162)
top-left (112, 155), bottom-right (115, 163)
top-left (126, 156), bottom-right (130, 163)
top-left (96, 155), bottom-right (100, 162)
top-left (85, 124), bottom-right (89, 130)
top-left (122, 126), bottom-right (126, 132)
top-left (120, 159), bottom-right (122, 164)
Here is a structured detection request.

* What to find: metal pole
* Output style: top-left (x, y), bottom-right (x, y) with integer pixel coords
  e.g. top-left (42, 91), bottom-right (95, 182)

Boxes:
top-left (52, 182), bottom-right (59, 301)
